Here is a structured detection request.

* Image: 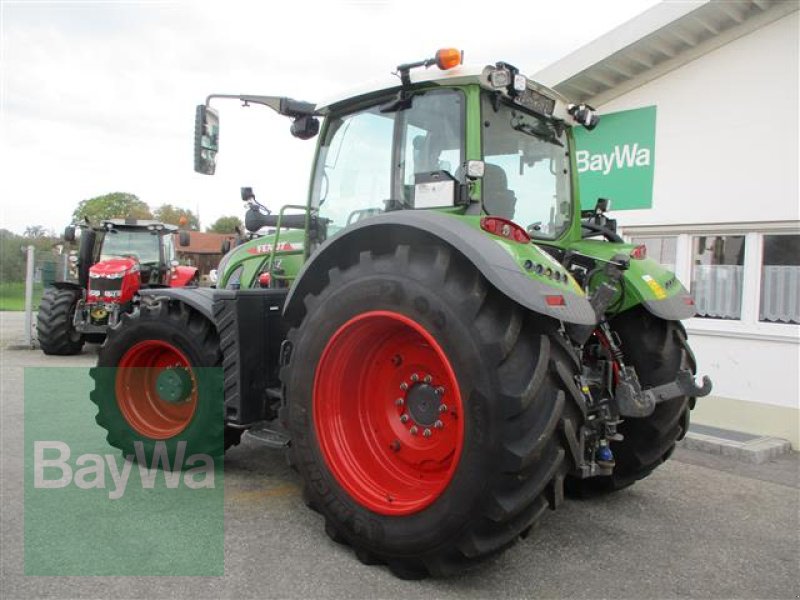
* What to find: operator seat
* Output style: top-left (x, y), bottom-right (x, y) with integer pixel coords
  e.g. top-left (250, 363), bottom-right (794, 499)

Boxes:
top-left (483, 163), bottom-right (517, 220)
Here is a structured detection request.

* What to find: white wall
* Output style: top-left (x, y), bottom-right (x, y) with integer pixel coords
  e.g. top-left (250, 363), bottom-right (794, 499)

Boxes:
top-left (597, 11), bottom-right (799, 443)
top-left (599, 11), bottom-right (799, 227)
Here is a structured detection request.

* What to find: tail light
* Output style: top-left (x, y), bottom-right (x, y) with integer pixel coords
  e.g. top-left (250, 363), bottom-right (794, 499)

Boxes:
top-left (630, 244), bottom-right (647, 260)
top-left (480, 216), bottom-right (531, 244)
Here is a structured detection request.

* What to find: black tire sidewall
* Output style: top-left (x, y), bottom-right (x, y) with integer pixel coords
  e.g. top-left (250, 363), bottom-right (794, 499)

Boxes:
top-left (287, 270), bottom-right (503, 557)
top-left (94, 312), bottom-right (224, 461)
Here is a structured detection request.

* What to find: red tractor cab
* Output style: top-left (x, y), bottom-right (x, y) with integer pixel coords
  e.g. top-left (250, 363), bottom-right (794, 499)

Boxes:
top-left (37, 218), bottom-right (198, 355)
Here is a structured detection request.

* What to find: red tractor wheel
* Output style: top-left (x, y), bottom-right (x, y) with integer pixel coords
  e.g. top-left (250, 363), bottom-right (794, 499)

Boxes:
top-left (90, 301), bottom-right (241, 463)
top-left (314, 311), bottom-right (464, 516)
top-left (283, 242), bottom-right (581, 578)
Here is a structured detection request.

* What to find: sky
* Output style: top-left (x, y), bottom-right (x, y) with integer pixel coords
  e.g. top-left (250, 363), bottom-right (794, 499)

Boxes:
top-left (0, 0), bottom-right (661, 235)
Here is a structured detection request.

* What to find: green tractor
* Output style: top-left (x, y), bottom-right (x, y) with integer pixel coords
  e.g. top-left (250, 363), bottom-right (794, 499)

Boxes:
top-left (91, 49), bottom-right (711, 578)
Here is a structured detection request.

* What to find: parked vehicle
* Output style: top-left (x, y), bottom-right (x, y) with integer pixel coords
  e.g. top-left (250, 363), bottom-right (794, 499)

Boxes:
top-left (37, 219), bottom-right (197, 354)
top-left (90, 50), bottom-right (711, 577)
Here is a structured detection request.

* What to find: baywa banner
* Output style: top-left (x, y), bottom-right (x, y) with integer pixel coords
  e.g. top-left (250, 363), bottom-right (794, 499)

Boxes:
top-left (573, 105), bottom-right (657, 211)
top-left (24, 367), bottom-right (224, 576)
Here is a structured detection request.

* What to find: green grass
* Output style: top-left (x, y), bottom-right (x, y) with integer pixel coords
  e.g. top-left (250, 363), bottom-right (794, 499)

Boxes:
top-left (0, 281), bottom-right (45, 311)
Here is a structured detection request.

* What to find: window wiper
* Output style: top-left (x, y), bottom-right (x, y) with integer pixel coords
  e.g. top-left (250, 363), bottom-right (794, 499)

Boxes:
top-left (512, 122), bottom-right (563, 147)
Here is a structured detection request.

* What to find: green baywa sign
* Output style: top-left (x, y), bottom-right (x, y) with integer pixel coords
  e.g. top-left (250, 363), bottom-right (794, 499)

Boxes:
top-left (573, 105), bottom-right (657, 211)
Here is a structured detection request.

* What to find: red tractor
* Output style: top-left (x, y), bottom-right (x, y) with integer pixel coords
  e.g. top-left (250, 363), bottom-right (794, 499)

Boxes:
top-left (37, 218), bottom-right (198, 355)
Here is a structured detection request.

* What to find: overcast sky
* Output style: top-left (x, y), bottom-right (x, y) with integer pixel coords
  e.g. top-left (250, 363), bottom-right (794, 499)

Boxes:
top-left (0, 0), bottom-right (660, 235)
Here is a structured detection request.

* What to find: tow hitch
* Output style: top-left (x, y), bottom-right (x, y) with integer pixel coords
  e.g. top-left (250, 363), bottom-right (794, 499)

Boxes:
top-left (615, 367), bottom-right (712, 418)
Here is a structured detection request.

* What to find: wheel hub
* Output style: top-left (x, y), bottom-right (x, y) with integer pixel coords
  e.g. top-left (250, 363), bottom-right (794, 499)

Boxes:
top-left (155, 367), bottom-right (193, 404)
top-left (405, 383), bottom-right (438, 427)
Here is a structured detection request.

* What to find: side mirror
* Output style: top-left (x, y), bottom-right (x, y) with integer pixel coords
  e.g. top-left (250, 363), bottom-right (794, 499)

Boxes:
top-left (241, 187), bottom-right (255, 202)
top-left (179, 231), bottom-right (191, 247)
top-left (595, 198), bottom-right (610, 214)
top-left (221, 239), bottom-right (231, 254)
top-left (63, 226), bottom-right (76, 243)
top-left (194, 104), bottom-right (220, 175)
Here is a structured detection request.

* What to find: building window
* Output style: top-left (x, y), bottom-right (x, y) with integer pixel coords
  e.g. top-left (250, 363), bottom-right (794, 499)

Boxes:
top-left (691, 235), bottom-right (745, 320)
top-left (760, 234), bottom-right (800, 324)
top-left (631, 236), bottom-right (676, 272)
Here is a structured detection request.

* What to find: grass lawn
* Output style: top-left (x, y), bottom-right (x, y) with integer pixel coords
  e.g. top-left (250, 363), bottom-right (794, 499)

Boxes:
top-left (0, 281), bottom-right (45, 311)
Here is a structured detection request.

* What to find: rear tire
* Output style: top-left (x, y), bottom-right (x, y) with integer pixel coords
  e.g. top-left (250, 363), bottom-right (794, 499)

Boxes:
top-left (37, 287), bottom-right (84, 355)
top-left (90, 300), bottom-right (239, 463)
top-left (567, 306), bottom-right (694, 495)
top-left (283, 243), bottom-right (582, 577)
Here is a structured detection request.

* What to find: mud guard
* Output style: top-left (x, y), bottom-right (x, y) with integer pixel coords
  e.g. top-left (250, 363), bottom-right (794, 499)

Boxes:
top-left (283, 211), bottom-right (596, 326)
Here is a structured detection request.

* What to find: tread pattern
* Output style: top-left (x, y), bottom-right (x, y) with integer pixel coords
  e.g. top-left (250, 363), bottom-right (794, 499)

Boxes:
top-left (91, 299), bottom-right (241, 458)
top-left (37, 287), bottom-right (84, 355)
top-left (283, 241), bottom-right (584, 578)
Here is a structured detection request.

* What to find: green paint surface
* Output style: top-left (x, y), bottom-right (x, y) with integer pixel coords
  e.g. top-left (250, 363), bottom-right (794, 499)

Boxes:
top-left (573, 106), bottom-right (657, 211)
top-left (24, 367), bottom-right (224, 575)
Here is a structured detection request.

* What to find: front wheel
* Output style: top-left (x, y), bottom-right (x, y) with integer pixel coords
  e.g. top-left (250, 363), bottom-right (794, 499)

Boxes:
top-left (37, 287), bottom-right (84, 355)
top-left (90, 301), bottom-right (239, 463)
top-left (283, 243), bottom-right (582, 578)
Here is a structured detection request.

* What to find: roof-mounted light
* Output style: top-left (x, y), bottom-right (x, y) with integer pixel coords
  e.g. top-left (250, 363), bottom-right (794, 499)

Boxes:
top-left (435, 48), bottom-right (463, 70)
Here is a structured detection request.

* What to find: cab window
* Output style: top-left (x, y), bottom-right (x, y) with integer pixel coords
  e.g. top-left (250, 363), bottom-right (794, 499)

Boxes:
top-left (312, 106), bottom-right (394, 238)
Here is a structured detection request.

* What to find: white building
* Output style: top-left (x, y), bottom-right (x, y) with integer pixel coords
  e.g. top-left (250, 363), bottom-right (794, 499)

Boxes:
top-left (536, 0), bottom-right (799, 447)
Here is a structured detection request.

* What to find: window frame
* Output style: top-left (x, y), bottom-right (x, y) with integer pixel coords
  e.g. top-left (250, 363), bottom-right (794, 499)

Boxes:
top-left (622, 222), bottom-right (800, 343)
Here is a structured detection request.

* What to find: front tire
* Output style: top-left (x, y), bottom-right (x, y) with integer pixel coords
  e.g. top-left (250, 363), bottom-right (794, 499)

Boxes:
top-left (37, 287), bottom-right (84, 355)
top-left (90, 300), bottom-right (239, 463)
top-left (283, 243), bottom-right (581, 578)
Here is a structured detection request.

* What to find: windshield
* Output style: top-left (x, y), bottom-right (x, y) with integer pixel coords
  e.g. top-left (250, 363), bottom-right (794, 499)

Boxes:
top-left (481, 93), bottom-right (571, 239)
top-left (100, 230), bottom-right (160, 263)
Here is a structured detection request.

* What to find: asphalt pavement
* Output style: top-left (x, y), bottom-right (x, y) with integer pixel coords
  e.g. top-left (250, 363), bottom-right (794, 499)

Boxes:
top-left (1, 311), bottom-right (798, 599)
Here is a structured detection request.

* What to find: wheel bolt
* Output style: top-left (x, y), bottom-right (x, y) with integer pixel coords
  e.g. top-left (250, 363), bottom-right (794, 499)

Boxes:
top-left (400, 382), bottom-right (408, 391)
top-left (395, 398), bottom-right (404, 407)
top-left (435, 386), bottom-right (445, 396)
top-left (438, 404), bottom-right (448, 413)
top-left (400, 414), bottom-right (409, 424)
top-left (410, 373), bottom-right (419, 382)
top-left (424, 374), bottom-right (432, 383)
top-left (423, 428), bottom-right (432, 438)
top-left (390, 439), bottom-right (401, 452)
top-left (410, 426), bottom-right (418, 435)
top-left (434, 420), bottom-right (444, 429)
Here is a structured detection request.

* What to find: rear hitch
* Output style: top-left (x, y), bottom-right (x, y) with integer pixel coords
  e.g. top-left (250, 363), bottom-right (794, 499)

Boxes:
top-left (616, 368), bottom-right (712, 418)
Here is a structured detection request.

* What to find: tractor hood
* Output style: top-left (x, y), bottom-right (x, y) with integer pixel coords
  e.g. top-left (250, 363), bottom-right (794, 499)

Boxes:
top-left (89, 257), bottom-right (139, 278)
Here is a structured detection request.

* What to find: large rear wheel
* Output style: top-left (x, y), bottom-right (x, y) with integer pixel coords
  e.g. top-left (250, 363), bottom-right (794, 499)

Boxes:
top-left (283, 243), bottom-right (582, 578)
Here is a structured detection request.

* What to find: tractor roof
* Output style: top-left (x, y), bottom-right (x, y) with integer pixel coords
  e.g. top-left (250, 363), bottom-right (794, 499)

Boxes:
top-left (100, 218), bottom-right (178, 232)
top-left (315, 63), bottom-right (573, 123)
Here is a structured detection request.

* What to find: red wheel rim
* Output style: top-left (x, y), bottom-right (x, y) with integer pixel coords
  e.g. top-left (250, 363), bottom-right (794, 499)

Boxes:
top-left (115, 340), bottom-right (197, 439)
top-left (313, 311), bottom-right (464, 516)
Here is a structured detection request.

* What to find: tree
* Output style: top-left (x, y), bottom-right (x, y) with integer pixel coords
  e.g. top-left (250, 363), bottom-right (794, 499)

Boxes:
top-left (72, 193), bottom-right (152, 223)
top-left (153, 204), bottom-right (200, 230)
top-left (206, 216), bottom-right (243, 234)
top-left (24, 225), bottom-right (48, 238)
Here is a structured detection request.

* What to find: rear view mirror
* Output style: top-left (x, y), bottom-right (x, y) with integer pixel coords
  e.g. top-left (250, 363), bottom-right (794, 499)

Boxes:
top-left (241, 187), bottom-right (255, 201)
top-left (194, 105), bottom-right (219, 175)
top-left (179, 231), bottom-right (191, 247)
top-left (63, 226), bottom-right (76, 243)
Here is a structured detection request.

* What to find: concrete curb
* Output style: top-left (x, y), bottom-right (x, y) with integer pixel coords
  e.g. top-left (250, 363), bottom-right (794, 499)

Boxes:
top-left (678, 426), bottom-right (793, 464)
